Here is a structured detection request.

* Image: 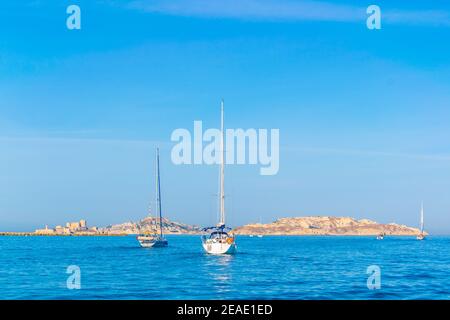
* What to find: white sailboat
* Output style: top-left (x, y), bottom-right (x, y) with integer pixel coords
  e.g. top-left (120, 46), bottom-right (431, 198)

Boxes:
top-left (137, 148), bottom-right (168, 248)
top-left (417, 202), bottom-right (426, 240)
top-left (201, 100), bottom-right (237, 255)
top-left (257, 216), bottom-right (263, 237)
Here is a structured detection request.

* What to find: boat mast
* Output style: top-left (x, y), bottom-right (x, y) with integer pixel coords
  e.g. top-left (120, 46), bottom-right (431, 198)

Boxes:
top-left (420, 201), bottom-right (424, 234)
top-left (156, 147), bottom-right (163, 237)
top-left (219, 100), bottom-right (225, 227)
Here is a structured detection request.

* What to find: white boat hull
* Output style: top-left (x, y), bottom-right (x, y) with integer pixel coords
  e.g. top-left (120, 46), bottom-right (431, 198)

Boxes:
top-left (417, 234), bottom-right (425, 241)
top-left (202, 241), bottom-right (236, 255)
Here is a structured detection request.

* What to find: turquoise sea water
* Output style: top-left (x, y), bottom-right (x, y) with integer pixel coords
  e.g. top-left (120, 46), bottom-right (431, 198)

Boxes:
top-left (0, 235), bottom-right (449, 300)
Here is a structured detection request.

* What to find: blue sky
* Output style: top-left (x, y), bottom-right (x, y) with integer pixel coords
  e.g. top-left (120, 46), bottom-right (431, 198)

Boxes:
top-left (1, 0), bottom-right (450, 233)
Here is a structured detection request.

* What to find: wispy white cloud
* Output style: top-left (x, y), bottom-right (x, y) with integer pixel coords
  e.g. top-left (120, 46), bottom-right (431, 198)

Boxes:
top-left (127, 0), bottom-right (363, 22)
top-left (0, 135), bottom-right (169, 146)
top-left (286, 146), bottom-right (450, 162)
top-left (126, 0), bottom-right (450, 26)
top-left (384, 9), bottom-right (450, 26)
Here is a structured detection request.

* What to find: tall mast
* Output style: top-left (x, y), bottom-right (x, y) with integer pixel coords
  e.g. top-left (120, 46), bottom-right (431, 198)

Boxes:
top-left (219, 100), bottom-right (225, 226)
top-left (420, 201), bottom-right (424, 234)
top-left (156, 147), bottom-right (163, 237)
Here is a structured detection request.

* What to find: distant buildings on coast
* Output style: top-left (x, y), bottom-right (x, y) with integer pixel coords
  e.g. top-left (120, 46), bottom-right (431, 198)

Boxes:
top-left (31, 217), bottom-right (202, 236)
top-left (35, 219), bottom-right (99, 235)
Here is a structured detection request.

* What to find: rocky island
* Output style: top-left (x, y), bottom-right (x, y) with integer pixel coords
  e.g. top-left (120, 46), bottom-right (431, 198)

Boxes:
top-left (1, 216), bottom-right (423, 236)
top-left (0, 217), bottom-right (201, 236)
top-left (102, 217), bottom-right (202, 235)
top-left (232, 216), bottom-right (423, 236)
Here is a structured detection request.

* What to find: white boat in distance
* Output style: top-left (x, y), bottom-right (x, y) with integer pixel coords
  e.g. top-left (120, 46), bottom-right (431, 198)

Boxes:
top-left (257, 217), bottom-right (263, 237)
top-left (137, 148), bottom-right (168, 248)
top-left (417, 202), bottom-right (426, 241)
top-left (201, 100), bottom-right (237, 255)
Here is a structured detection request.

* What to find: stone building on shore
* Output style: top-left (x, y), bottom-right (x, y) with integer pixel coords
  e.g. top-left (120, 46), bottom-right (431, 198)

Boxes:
top-left (35, 220), bottom-right (96, 235)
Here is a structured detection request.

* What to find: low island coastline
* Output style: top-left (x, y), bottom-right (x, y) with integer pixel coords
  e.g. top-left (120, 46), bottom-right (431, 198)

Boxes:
top-left (0, 216), bottom-right (424, 237)
top-left (233, 216), bottom-right (424, 236)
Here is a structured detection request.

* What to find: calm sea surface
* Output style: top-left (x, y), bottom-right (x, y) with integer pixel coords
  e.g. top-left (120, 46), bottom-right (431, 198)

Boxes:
top-left (0, 235), bottom-right (449, 299)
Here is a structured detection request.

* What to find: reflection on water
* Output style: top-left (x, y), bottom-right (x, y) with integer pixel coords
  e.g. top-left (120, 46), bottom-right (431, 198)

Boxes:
top-left (203, 254), bottom-right (234, 294)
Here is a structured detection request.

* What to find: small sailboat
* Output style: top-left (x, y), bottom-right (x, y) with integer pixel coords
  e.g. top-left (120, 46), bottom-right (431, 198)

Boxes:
top-left (201, 100), bottom-right (237, 255)
top-left (417, 202), bottom-right (426, 241)
top-left (137, 148), bottom-right (168, 248)
top-left (257, 216), bottom-right (263, 237)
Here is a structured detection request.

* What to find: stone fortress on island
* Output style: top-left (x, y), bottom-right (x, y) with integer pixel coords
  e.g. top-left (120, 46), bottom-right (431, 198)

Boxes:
top-left (34, 219), bottom-right (98, 235)
top-left (29, 217), bottom-right (202, 236)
